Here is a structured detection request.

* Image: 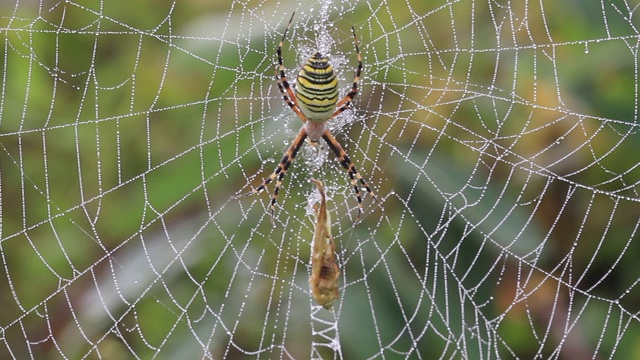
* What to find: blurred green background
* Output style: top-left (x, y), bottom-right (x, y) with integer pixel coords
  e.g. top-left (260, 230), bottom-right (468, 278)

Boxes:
top-left (2, 0), bottom-right (640, 358)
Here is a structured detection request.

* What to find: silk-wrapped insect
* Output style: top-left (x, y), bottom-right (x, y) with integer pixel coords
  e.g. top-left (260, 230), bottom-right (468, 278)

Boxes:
top-left (309, 179), bottom-right (340, 310)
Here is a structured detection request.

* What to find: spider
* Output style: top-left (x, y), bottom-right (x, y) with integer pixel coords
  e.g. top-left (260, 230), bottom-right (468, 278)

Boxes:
top-left (253, 12), bottom-right (377, 220)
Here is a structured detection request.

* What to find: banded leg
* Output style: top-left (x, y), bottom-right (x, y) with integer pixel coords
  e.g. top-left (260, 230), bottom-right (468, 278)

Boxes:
top-left (275, 12), bottom-right (308, 122)
top-left (322, 130), bottom-right (377, 219)
top-left (329, 26), bottom-right (363, 120)
top-left (254, 127), bottom-right (308, 218)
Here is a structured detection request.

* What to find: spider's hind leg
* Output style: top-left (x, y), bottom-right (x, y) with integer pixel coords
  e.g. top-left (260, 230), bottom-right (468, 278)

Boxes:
top-left (275, 12), bottom-right (307, 123)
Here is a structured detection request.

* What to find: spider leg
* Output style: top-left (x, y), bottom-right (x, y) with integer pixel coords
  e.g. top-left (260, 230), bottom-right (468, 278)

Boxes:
top-left (329, 26), bottom-right (362, 120)
top-left (322, 130), bottom-right (377, 220)
top-left (275, 66), bottom-right (308, 123)
top-left (275, 12), bottom-right (308, 123)
top-left (254, 127), bottom-right (308, 219)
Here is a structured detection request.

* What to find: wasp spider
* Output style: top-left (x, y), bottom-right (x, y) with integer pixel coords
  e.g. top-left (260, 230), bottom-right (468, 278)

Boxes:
top-left (254, 12), bottom-right (377, 220)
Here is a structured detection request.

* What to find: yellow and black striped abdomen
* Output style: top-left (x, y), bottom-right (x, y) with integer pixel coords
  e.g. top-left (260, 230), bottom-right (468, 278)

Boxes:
top-left (295, 52), bottom-right (339, 122)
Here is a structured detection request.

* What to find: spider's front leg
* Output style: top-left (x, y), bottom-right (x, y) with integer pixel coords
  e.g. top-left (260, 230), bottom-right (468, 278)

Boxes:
top-left (322, 130), bottom-right (378, 220)
top-left (254, 127), bottom-right (308, 219)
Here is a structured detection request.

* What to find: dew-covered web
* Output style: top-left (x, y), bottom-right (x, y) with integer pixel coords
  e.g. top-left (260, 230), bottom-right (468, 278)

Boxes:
top-left (2, 0), bottom-right (640, 358)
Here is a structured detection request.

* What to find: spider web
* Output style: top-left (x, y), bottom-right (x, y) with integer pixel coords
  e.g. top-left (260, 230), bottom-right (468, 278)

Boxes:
top-left (2, 0), bottom-right (640, 358)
